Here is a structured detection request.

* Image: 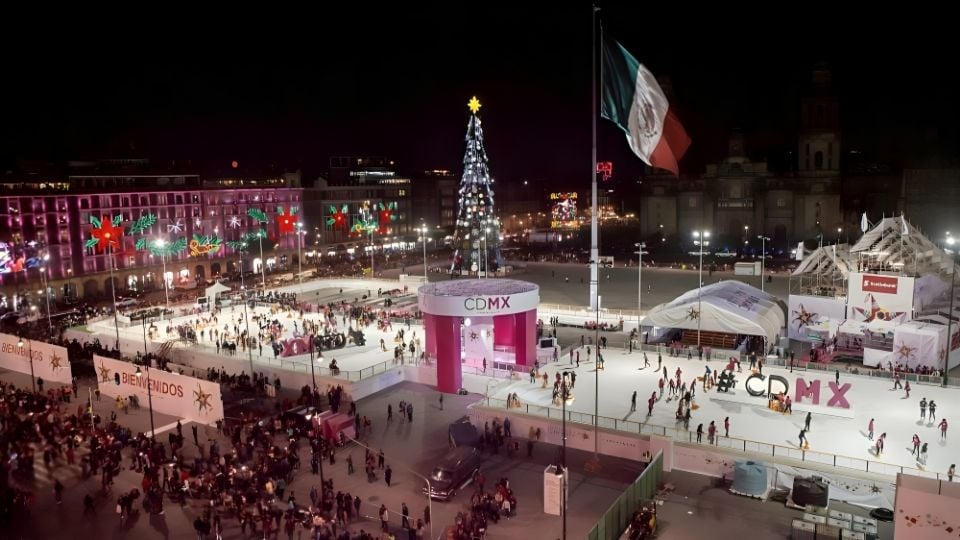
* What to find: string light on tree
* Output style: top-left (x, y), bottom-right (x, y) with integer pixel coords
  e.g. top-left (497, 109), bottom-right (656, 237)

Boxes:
top-left (450, 96), bottom-right (503, 276)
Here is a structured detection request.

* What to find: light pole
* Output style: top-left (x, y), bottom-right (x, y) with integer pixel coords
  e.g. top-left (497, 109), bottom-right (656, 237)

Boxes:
top-left (153, 239), bottom-right (170, 310)
top-left (757, 235), bottom-right (770, 293)
top-left (347, 436), bottom-right (433, 540)
top-left (369, 229), bottom-right (375, 277)
top-left (17, 337), bottom-right (36, 393)
top-left (108, 245), bottom-right (121, 351)
top-left (560, 368), bottom-right (575, 540)
top-left (241, 285), bottom-right (255, 376)
top-left (484, 227), bottom-right (491, 279)
top-left (419, 225), bottom-right (430, 282)
top-left (296, 222), bottom-right (304, 293)
top-left (634, 243), bottom-right (647, 340)
top-left (40, 257), bottom-right (52, 334)
top-left (692, 231), bottom-right (710, 347)
top-left (945, 236), bottom-right (956, 387)
top-left (135, 365), bottom-right (156, 440)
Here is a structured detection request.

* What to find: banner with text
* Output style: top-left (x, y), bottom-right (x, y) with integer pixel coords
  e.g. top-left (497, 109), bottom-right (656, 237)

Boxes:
top-left (847, 273), bottom-right (915, 323)
top-left (94, 355), bottom-right (223, 425)
top-left (0, 332), bottom-right (72, 385)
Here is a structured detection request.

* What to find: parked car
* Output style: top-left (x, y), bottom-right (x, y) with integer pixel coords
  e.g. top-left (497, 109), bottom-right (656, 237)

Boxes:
top-left (0, 311), bottom-right (26, 325)
top-left (424, 446), bottom-right (482, 501)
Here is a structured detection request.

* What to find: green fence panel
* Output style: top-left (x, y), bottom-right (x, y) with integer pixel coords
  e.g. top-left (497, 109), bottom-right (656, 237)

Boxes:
top-left (584, 452), bottom-right (664, 539)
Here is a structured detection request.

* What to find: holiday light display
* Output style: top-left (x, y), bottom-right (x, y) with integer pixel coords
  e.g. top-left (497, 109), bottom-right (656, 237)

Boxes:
top-left (327, 204), bottom-right (348, 230)
top-left (276, 206), bottom-right (297, 234)
top-left (449, 96), bottom-right (502, 274)
top-left (377, 201), bottom-right (397, 235)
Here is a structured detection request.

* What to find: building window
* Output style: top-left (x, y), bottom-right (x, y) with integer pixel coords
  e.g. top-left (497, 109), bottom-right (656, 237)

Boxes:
top-left (814, 151), bottom-right (824, 169)
top-left (689, 197), bottom-right (697, 208)
top-left (776, 198), bottom-right (786, 208)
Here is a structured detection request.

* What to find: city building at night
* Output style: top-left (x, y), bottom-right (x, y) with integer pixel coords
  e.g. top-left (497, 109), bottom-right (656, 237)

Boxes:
top-left (0, 159), bottom-right (303, 308)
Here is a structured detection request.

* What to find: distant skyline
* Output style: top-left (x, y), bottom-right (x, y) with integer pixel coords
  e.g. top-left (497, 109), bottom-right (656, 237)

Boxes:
top-left (3, 5), bottom-right (958, 188)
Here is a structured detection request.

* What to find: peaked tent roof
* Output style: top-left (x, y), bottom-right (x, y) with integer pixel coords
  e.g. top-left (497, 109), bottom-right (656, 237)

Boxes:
top-left (645, 280), bottom-right (785, 343)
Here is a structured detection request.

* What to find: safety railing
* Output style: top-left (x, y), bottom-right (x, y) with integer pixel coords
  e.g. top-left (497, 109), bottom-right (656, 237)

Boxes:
top-left (762, 357), bottom-right (960, 387)
top-left (477, 396), bottom-right (950, 481)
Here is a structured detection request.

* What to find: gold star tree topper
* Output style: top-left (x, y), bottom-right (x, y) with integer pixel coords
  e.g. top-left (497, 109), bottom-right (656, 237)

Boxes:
top-left (194, 383), bottom-right (213, 413)
top-left (467, 96), bottom-right (482, 114)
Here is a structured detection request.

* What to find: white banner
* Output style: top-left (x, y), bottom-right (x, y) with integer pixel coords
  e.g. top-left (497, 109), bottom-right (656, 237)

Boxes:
top-left (419, 288), bottom-right (539, 317)
top-left (94, 355), bottom-right (223, 425)
top-left (847, 273), bottom-right (915, 323)
top-left (787, 295), bottom-right (847, 341)
top-left (892, 323), bottom-right (946, 370)
top-left (0, 332), bottom-right (72, 385)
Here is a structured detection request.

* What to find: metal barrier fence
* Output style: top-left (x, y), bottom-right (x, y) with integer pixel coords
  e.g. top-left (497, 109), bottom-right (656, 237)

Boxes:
top-left (586, 451), bottom-right (664, 540)
top-left (478, 396), bottom-right (949, 482)
top-left (761, 356), bottom-right (960, 387)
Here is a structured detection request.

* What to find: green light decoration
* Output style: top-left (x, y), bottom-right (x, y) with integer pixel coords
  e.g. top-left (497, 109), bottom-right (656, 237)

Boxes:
top-left (351, 202), bottom-right (378, 234)
top-left (146, 237), bottom-right (187, 256)
top-left (226, 229), bottom-right (266, 250)
top-left (247, 208), bottom-right (268, 223)
top-left (327, 204), bottom-right (348, 229)
top-left (376, 201), bottom-right (397, 234)
top-left (129, 214), bottom-right (158, 235)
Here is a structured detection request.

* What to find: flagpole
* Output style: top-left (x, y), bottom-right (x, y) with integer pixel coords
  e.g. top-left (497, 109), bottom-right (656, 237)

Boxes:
top-left (586, 3), bottom-right (602, 476)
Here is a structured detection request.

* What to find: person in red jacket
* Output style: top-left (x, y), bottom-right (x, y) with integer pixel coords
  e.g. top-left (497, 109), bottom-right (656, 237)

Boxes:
top-left (939, 418), bottom-right (949, 439)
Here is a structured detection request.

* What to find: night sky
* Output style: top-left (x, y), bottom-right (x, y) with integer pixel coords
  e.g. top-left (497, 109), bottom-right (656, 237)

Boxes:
top-left (3, 6), bottom-right (958, 187)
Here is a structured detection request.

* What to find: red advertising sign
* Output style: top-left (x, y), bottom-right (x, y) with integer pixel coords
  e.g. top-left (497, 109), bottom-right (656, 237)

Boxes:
top-left (862, 274), bottom-right (898, 294)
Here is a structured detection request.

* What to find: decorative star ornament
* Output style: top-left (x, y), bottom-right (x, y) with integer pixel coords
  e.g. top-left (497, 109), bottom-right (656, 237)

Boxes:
top-left (97, 361), bottom-right (111, 383)
top-left (168, 219), bottom-right (184, 234)
top-left (49, 352), bottom-right (64, 372)
top-left (467, 96), bottom-right (482, 114)
top-left (687, 307), bottom-right (700, 321)
top-left (895, 343), bottom-right (916, 361)
top-left (469, 331), bottom-right (479, 342)
top-left (792, 304), bottom-right (818, 329)
top-left (228, 216), bottom-right (241, 229)
top-left (193, 383), bottom-right (213, 413)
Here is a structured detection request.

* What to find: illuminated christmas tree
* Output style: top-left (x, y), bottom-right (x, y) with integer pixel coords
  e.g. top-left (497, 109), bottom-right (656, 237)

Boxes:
top-left (450, 96), bottom-right (502, 275)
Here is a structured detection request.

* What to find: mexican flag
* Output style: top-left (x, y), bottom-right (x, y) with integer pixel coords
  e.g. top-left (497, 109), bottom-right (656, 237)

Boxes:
top-left (601, 39), bottom-right (691, 176)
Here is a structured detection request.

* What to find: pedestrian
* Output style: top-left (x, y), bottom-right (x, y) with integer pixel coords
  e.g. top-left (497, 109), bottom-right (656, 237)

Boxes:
top-left (54, 479), bottom-right (63, 504)
top-left (724, 416), bottom-right (730, 437)
top-left (912, 434), bottom-right (921, 456)
top-left (930, 400), bottom-right (938, 421)
top-left (804, 412), bottom-right (812, 432)
top-left (378, 449), bottom-right (385, 469)
top-left (407, 403), bottom-right (413, 422)
top-left (867, 418), bottom-right (874, 440)
top-left (939, 418), bottom-right (948, 439)
top-left (439, 393), bottom-right (444, 411)
top-left (192, 424), bottom-right (199, 446)
top-left (643, 353), bottom-right (650, 368)
top-left (657, 354), bottom-right (662, 371)
top-left (905, 380), bottom-right (911, 398)
top-left (630, 391), bottom-right (637, 411)
top-left (385, 465), bottom-right (393, 486)
top-left (401, 502), bottom-right (410, 530)
top-left (893, 372), bottom-right (902, 389)
top-left (708, 421), bottom-right (716, 444)
top-left (696, 423), bottom-right (703, 443)
top-left (921, 398), bottom-right (927, 420)
top-left (835, 369), bottom-right (840, 386)
top-left (380, 504), bottom-right (389, 532)
top-left (799, 428), bottom-right (807, 448)
top-left (647, 393), bottom-right (655, 416)
top-left (388, 404), bottom-right (393, 422)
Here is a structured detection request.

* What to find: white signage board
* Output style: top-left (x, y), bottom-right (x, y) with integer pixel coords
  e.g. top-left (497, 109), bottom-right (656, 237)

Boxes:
top-left (94, 354), bottom-right (223, 425)
top-left (419, 288), bottom-right (539, 317)
top-left (0, 332), bottom-right (73, 385)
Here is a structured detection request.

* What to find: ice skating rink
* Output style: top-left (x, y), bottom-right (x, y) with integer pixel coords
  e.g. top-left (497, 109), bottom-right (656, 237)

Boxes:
top-left (488, 346), bottom-right (960, 476)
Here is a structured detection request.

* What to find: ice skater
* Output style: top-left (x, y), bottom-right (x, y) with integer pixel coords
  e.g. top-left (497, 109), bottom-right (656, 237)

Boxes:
top-left (696, 423), bottom-right (704, 443)
top-left (920, 398), bottom-right (927, 421)
top-left (724, 416), bottom-right (730, 437)
top-left (949, 464), bottom-right (956, 482)
top-left (939, 418), bottom-right (948, 439)
top-left (708, 421), bottom-right (717, 445)
top-left (875, 433), bottom-right (886, 456)
top-left (798, 428), bottom-right (808, 448)
top-left (867, 418), bottom-right (874, 440)
top-left (643, 353), bottom-right (650, 368)
top-left (892, 373), bottom-right (902, 390)
top-left (929, 400), bottom-right (937, 422)
top-left (920, 442), bottom-right (928, 464)
top-left (804, 412), bottom-right (812, 432)
top-left (904, 381), bottom-right (911, 398)
top-left (631, 391), bottom-right (637, 412)
top-left (647, 393), bottom-right (656, 416)
top-left (912, 434), bottom-right (921, 457)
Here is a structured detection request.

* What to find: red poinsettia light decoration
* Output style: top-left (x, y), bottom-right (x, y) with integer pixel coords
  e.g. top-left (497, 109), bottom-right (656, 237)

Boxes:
top-left (276, 206), bottom-right (297, 235)
top-left (86, 215), bottom-right (124, 253)
top-left (377, 201), bottom-right (397, 235)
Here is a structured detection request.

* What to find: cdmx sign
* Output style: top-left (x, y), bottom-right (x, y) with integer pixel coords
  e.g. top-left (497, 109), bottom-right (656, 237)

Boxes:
top-left (745, 374), bottom-right (851, 409)
top-left (464, 296), bottom-right (512, 311)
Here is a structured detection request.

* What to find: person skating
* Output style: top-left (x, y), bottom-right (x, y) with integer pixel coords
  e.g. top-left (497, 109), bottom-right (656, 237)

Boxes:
top-left (949, 464), bottom-right (956, 482)
top-left (804, 412), bottom-right (812, 432)
top-left (724, 416), bottom-right (730, 438)
top-left (893, 373), bottom-right (902, 390)
top-left (920, 442), bottom-right (928, 464)
top-left (708, 421), bottom-right (717, 445)
top-left (835, 369), bottom-right (840, 386)
top-left (643, 353), bottom-right (650, 368)
top-left (920, 398), bottom-right (927, 421)
top-left (912, 434), bottom-right (921, 457)
top-left (875, 433), bottom-right (886, 456)
top-left (939, 418), bottom-right (948, 439)
top-left (647, 392), bottom-right (656, 416)
top-left (658, 377), bottom-right (665, 398)
top-left (904, 381), bottom-right (911, 398)
top-left (657, 354), bottom-right (662, 371)
top-left (798, 428), bottom-right (807, 448)
top-left (631, 391), bottom-right (637, 412)
top-left (929, 400), bottom-right (938, 422)
top-left (696, 423), bottom-right (704, 444)
top-left (867, 418), bottom-right (875, 440)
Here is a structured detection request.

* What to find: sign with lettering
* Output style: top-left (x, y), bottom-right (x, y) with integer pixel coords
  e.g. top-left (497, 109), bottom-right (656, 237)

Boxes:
top-left (862, 274), bottom-right (899, 294)
top-left (0, 332), bottom-right (72, 384)
top-left (743, 374), bottom-right (852, 409)
top-left (419, 288), bottom-right (538, 317)
top-left (94, 355), bottom-right (224, 425)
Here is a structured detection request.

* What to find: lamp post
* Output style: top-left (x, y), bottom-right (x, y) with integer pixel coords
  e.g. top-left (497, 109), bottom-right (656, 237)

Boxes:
top-left (757, 235), bottom-right (770, 293)
top-left (369, 228), bottom-right (375, 277)
top-left (634, 243), bottom-right (647, 340)
top-left (108, 245), bottom-right (121, 351)
top-left (17, 337), bottom-right (36, 393)
top-left (419, 225), bottom-right (430, 282)
top-left (153, 238), bottom-right (170, 310)
top-left (692, 231), bottom-right (710, 347)
top-left (135, 365), bottom-right (156, 440)
top-left (296, 222), bottom-right (304, 293)
top-left (40, 257), bottom-right (52, 334)
top-left (945, 236), bottom-right (957, 387)
top-left (484, 227), bottom-right (491, 279)
top-left (347, 436), bottom-right (433, 540)
top-left (560, 368), bottom-right (575, 540)
top-left (241, 285), bottom-right (255, 376)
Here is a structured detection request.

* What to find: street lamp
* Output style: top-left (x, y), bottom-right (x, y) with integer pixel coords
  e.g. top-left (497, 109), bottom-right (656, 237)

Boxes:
top-left (135, 365), bottom-right (156, 440)
top-left (107, 245), bottom-right (121, 351)
top-left (634, 243), bottom-right (647, 341)
top-left (39, 258), bottom-right (52, 334)
top-left (692, 231), bottom-right (710, 347)
top-left (241, 285), bottom-right (255, 376)
top-left (757, 235), bottom-right (771, 293)
top-left (945, 235), bottom-right (956, 387)
top-left (418, 225), bottom-right (430, 282)
top-left (153, 238), bottom-right (170, 310)
top-left (296, 222), bottom-right (304, 293)
top-left (17, 336), bottom-right (36, 393)
top-left (560, 368), bottom-right (575, 540)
